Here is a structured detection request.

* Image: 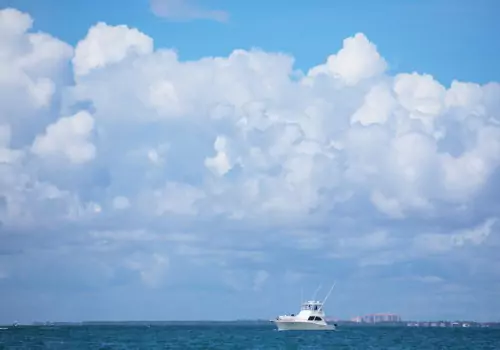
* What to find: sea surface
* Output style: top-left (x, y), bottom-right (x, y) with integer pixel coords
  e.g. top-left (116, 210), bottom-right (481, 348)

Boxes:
top-left (1, 323), bottom-right (499, 349)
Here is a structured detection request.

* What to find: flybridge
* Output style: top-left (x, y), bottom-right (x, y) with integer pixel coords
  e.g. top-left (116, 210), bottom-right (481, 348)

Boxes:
top-left (301, 301), bottom-right (323, 311)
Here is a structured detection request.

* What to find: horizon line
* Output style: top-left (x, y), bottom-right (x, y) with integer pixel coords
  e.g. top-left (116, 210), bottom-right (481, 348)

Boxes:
top-left (4, 319), bottom-right (500, 326)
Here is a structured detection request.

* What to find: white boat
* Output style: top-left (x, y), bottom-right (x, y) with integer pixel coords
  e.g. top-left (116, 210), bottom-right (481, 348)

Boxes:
top-left (272, 283), bottom-right (337, 331)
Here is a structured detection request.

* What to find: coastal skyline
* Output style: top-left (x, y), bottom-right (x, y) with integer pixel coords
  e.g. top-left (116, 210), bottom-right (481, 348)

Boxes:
top-left (0, 0), bottom-right (499, 323)
top-left (8, 318), bottom-right (500, 328)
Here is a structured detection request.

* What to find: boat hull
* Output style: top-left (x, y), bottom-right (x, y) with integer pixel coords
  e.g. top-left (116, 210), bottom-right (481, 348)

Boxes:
top-left (273, 320), bottom-right (336, 331)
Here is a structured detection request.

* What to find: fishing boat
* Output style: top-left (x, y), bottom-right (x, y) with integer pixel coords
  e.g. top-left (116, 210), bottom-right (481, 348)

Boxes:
top-left (272, 282), bottom-right (337, 331)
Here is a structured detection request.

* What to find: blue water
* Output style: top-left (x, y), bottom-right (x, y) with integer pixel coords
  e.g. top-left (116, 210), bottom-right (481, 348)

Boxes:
top-left (1, 324), bottom-right (499, 349)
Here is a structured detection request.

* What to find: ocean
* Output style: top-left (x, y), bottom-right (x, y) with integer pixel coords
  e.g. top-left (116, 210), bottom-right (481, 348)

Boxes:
top-left (1, 323), bottom-right (499, 349)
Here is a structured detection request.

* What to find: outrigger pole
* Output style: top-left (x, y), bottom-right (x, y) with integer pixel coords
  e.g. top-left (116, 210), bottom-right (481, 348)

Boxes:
top-left (312, 283), bottom-right (322, 300)
top-left (319, 281), bottom-right (336, 311)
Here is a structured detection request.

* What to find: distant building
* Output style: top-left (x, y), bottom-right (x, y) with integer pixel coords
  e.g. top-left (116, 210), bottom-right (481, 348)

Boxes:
top-left (354, 313), bottom-right (402, 323)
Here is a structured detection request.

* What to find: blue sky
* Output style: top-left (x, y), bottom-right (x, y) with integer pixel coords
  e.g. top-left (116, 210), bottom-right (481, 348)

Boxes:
top-left (0, 0), bottom-right (499, 323)
top-left (4, 0), bottom-right (500, 84)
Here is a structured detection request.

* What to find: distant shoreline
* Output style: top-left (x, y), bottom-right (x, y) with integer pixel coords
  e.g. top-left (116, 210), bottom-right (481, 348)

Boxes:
top-left (3, 320), bottom-right (499, 328)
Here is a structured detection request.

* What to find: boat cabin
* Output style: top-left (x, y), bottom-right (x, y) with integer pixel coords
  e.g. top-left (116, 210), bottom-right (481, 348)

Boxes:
top-left (290, 301), bottom-right (326, 322)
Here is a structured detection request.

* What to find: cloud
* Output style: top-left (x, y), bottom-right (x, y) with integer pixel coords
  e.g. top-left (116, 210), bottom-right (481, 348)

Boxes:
top-left (149, 0), bottom-right (228, 22)
top-left (31, 110), bottom-right (96, 164)
top-left (125, 252), bottom-right (169, 288)
top-left (1, 7), bottom-right (500, 322)
top-left (413, 218), bottom-right (497, 253)
top-left (309, 33), bottom-right (387, 85)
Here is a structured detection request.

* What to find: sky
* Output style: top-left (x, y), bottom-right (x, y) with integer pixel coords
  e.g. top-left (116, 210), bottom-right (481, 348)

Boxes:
top-left (0, 0), bottom-right (499, 324)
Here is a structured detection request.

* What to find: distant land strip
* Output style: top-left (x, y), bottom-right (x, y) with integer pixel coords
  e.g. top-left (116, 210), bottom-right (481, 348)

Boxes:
top-left (2, 320), bottom-right (499, 328)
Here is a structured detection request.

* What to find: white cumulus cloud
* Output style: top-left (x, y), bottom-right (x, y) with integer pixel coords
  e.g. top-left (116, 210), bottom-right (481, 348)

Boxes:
top-left (1, 7), bottom-right (500, 322)
top-left (31, 110), bottom-right (96, 164)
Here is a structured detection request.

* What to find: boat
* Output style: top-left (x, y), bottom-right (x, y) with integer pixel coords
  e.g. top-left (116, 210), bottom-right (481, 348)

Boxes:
top-left (272, 282), bottom-right (337, 331)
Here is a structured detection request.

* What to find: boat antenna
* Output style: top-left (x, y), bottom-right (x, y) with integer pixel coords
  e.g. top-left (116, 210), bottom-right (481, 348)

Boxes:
top-left (312, 283), bottom-right (322, 300)
top-left (319, 281), bottom-right (336, 310)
